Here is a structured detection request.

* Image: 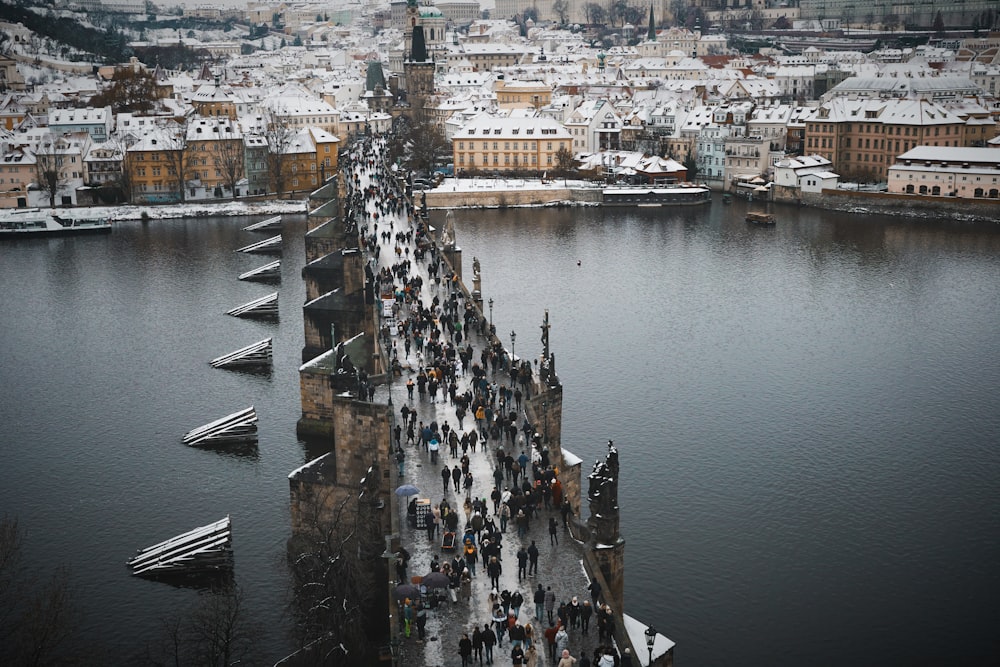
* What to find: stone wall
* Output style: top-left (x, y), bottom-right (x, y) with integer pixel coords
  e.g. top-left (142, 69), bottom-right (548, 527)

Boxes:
top-left (773, 186), bottom-right (1000, 221)
top-left (332, 397), bottom-right (392, 488)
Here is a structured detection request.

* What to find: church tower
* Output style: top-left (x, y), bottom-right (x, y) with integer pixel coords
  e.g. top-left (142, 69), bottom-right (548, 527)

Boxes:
top-left (404, 22), bottom-right (435, 114)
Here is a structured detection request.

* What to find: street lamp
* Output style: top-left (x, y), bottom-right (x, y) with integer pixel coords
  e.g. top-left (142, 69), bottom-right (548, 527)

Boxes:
top-left (488, 298), bottom-right (493, 328)
top-left (645, 626), bottom-right (657, 666)
top-left (510, 330), bottom-right (516, 363)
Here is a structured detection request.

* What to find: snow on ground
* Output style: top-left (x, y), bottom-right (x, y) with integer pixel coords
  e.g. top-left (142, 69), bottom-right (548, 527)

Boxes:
top-left (63, 199), bottom-right (308, 222)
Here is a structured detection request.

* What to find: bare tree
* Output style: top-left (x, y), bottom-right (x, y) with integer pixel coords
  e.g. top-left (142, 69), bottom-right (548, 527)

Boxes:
top-left (0, 516), bottom-right (81, 666)
top-left (186, 586), bottom-right (257, 667)
top-left (158, 119), bottom-right (190, 202)
top-left (262, 108), bottom-right (294, 195)
top-left (284, 469), bottom-right (387, 665)
top-left (33, 135), bottom-right (63, 208)
top-left (215, 123), bottom-right (245, 198)
top-left (552, 0), bottom-right (569, 24)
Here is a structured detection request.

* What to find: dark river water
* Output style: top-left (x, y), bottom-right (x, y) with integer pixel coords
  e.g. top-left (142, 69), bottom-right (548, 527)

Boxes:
top-left (1, 201), bottom-right (999, 665)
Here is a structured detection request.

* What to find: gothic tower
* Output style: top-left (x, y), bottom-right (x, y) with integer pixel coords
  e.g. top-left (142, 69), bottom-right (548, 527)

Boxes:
top-left (404, 23), bottom-right (435, 113)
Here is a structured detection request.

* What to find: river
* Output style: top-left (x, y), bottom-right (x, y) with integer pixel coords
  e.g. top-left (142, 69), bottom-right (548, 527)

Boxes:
top-left (0, 201), bottom-right (998, 665)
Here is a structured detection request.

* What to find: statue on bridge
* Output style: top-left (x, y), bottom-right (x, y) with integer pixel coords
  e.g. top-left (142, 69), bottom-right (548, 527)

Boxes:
top-left (587, 440), bottom-right (621, 545)
top-left (440, 211), bottom-right (456, 247)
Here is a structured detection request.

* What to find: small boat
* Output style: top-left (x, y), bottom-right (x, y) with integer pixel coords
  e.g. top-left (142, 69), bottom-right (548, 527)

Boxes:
top-left (0, 208), bottom-right (111, 238)
top-left (746, 211), bottom-right (776, 225)
top-left (722, 193), bottom-right (733, 204)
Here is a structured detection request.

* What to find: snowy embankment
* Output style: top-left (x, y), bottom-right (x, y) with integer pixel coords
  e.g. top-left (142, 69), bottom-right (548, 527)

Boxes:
top-left (70, 199), bottom-right (308, 222)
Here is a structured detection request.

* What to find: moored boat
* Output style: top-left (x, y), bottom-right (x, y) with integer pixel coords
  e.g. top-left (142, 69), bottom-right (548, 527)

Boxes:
top-left (746, 211), bottom-right (776, 225)
top-left (602, 183), bottom-right (711, 206)
top-left (0, 208), bottom-right (111, 237)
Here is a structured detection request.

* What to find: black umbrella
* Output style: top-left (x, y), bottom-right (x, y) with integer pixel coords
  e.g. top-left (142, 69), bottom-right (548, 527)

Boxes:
top-left (422, 571), bottom-right (450, 589)
top-left (394, 583), bottom-right (421, 601)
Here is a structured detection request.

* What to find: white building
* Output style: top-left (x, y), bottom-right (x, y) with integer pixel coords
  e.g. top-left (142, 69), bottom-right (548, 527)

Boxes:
top-left (773, 154), bottom-right (840, 194)
top-left (887, 146), bottom-right (1000, 199)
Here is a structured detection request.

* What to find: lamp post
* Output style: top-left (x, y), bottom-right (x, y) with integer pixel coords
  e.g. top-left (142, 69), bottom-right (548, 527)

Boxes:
top-left (488, 298), bottom-right (493, 329)
top-left (645, 626), bottom-right (657, 666)
top-left (510, 330), bottom-right (516, 363)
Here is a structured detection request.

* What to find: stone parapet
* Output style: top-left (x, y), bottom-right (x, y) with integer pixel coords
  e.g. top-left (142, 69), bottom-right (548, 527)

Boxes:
top-left (425, 186), bottom-right (602, 209)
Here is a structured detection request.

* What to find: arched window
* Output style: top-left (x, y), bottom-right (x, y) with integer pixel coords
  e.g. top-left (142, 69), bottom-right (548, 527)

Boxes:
top-left (931, 186), bottom-right (941, 196)
top-left (990, 189), bottom-right (999, 198)
top-left (974, 187), bottom-right (984, 197)
top-left (906, 184), bottom-right (914, 194)
top-left (918, 185), bottom-right (927, 195)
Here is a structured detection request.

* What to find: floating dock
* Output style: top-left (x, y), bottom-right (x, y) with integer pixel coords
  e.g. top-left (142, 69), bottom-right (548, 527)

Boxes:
top-left (182, 406), bottom-right (258, 446)
top-left (226, 292), bottom-right (278, 319)
top-left (236, 235), bottom-right (282, 254)
top-left (210, 338), bottom-right (273, 369)
top-left (238, 260), bottom-right (281, 282)
top-left (126, 516), bottom-right (233, 579)
top-left (243, 215), bottom-right (282, 232)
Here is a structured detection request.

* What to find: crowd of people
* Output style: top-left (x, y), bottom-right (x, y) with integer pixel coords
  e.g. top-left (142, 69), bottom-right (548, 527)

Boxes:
top-left (342, 134), bottom-right (634, 666)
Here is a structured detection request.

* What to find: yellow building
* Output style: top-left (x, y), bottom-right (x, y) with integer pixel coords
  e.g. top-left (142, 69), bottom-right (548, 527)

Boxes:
top-left (279, 127), bottom-right (340, 194)
top-left (125, 128), bottom-right (184, 203)
top-left (452, 114), bottom-right (572, 174)
top-left (185, 117), bottom-right (243, 193)
top-left (494, 80), bottom-right (552, 110)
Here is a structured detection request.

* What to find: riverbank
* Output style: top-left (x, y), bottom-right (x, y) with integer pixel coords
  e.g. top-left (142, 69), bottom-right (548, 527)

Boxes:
top-left (58, 199), bottom-right (308, 223)
top-left (425, 177), bottom-right (602, 209)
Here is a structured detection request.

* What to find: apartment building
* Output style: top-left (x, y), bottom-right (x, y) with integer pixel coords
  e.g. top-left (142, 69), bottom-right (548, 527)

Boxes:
top-left (452, 114), bottom-right (571, 174)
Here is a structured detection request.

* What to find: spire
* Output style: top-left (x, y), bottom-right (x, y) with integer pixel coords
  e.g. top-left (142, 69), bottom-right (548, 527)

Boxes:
top-left (411, 25), bottom-right (428, 63)
top-left (647, 5), bottom-right (656, 42)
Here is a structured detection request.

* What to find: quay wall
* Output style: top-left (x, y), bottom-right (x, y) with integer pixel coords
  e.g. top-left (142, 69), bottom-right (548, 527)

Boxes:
top-left (772, 186), bottom-right (1000, 221)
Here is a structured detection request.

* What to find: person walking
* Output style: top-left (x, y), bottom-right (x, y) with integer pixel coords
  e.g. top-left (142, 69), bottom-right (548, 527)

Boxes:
top-left (554, 626), bottom-right (569, 660)
top-left (488, 556), bottom-right (502, 591)
top-left (415, 600), bottom-right (427, 641)
top-left (558, 650), bottom-right (578, 667)
top-left (580, 600), bottom-right (593, 635)
top-left (548, 517), bottom-right (558, 545)
top-left (527, 540), bottom-right (539, 576)
top-left (472, 626), bottom-right (484, 665)
top-left (525, 643), bottom-right (539, 667)
top-left (516, 546), bottom-right (528, 581)
top-left (459, 632), bottom-right (473, 667)
top-left (544, 622), bottom-right (559, 663)
top-left (533, 584), bottom-right (545, 621)
top-left (544, 586), bottom-right (556, 624)
top-left (482, 623), bottom-right (497, 664)
top-left (442, 465), bottom-right (452, 494)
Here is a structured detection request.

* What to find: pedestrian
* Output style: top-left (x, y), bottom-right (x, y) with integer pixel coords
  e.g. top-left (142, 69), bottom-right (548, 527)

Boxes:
top-left (568, 596), bottom-right (581, 629)
top-left (453, 465), bottom-right (462, 492)
top-left (415, 600), bottom-right (427, 641)
top-left (580, 600), bottom-right (593, 635)
top-left (483, 623), bottom-right (497, 664)
top-left (516, 546), bottom-right (528, 580)
top-left (544, 621), bottom-right (559, 662)
top-left (499, 503), bottom-right (511, 532)
top-left (527, 540), bottom-right (539, 576)
top-left (620, 648), bottom-right (633, 667)
top-left (596, 648), bottom-right (615, 667)
top-left (587, 579), bottom-right (602, 605)
top-left (544, 586), bottom-right (556, 624)
top-left (492, 604), bottom-right (507, 648)
top-left (525, 643), bottom-right (539, 667)
top-left (533, 584), bottom-right (546, 621)
top-left (473, 626), bottom-right (485, 665)
top-left (511, 590), bottom-right (524, 619)
top-left (395, 445), bottom-right (405, 476)
top-left (558, 649), bottom-right (578, 667)
top-left (548, 517), bottom-right (558, 545)
top-left (459, 633), bottom-right (473, 667)
top-left (488, 556), bottom-right (502, 590)
top-left (554, 626), bottom-right (569, 659)
top-left (442, 465), bottom-right (452, 494)
top-left (402, 598), bottom-right (413, 638)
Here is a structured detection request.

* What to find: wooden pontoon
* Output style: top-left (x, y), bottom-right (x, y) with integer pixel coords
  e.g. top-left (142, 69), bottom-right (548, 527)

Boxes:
top-left (210, 338), bottom-right (273, 369)
top-left (242, 215), bottom-right (282, 232)
top-left (236, 235), bottom-right (282, 254)
top-left (226, 292), bottom-right (278, 318)
top-left (746, 211), bottom-right (776, 225)
top-left (126, 516), bottom-right (233, 579)
top-left (182, 406), bottom-right (258, 446)
top-left (238, 260), bottom-right (281, 283)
